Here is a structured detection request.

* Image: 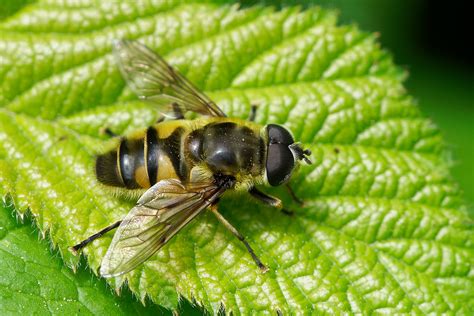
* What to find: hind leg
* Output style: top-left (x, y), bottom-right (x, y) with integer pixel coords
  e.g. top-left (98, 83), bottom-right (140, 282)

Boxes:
top-left (69, 220), bottom-right (122, 255)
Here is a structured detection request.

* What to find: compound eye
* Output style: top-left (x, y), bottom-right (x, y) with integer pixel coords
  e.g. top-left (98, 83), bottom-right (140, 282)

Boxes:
top-left (267, 124), bottom-right (294, 145)
top-left (266, 143), bottom-right (295, 186)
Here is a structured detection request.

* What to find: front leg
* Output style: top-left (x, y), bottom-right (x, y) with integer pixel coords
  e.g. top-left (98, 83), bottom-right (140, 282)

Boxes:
top-left (248, 104), bottom-right (258, 122)
top-left (285, 183), bottom-right (304, 206)
top-left (248, 187), bottom-right (294, 216)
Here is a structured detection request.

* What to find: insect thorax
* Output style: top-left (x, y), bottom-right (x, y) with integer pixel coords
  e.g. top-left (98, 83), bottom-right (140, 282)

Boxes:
top-left (186, 119), bottom-right (265, 178)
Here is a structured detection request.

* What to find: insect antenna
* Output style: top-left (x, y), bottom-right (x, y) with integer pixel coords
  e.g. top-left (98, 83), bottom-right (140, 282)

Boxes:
top-left (289, 143), bottom-right (312, 164)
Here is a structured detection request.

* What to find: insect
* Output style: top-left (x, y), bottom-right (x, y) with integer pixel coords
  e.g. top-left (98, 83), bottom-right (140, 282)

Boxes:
top-left (70, 40), bottom-right (312, 277)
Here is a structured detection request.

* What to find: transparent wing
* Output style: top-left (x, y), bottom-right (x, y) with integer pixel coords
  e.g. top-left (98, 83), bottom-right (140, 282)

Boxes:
top-left (113, 39), bottom-right (226, 117)
top-left (100, 179), bottom-right (225, 277)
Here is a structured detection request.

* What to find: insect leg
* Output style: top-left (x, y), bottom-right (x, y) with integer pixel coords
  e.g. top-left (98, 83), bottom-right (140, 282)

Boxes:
top-left (99, 127), bottom-right (119, 138)
top-left (248, 187), bottom-right (294, 216)
top-left (69, 220), bottom-right (122, 255)
top-left (155, 116), bottom-right (165, 123)
top-left (210, 204), bottom-right (269, 273)
top-left (285, 184), bottom-right (304, 206)
top-left (172, 102), bottom-right (185, 119)
top-left (248, 104), bottom-right (258, 122)
top-left (248, 187), bottom-right (282, 208)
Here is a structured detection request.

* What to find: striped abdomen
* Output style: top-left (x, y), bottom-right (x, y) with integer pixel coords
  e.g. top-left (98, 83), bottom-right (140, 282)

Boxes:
top-left (95, 126), bottom-right (186, 189)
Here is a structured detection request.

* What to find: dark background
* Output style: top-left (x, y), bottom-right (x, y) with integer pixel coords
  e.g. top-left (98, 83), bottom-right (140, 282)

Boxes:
top-left (240, 0), bottom-right (474, 209)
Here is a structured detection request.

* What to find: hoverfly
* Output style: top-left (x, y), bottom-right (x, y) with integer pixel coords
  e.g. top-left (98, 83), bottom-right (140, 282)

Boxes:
top-left (70, 40), bottom-right (312, 277)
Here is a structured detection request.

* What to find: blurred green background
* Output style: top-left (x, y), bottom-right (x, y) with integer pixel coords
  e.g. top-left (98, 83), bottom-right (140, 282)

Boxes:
top-left (241, 0), bottom-right (474, 210)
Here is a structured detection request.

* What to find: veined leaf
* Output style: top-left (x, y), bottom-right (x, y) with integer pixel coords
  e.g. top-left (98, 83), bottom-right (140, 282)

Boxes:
top-left (0, 0), bottom-right (472, 314)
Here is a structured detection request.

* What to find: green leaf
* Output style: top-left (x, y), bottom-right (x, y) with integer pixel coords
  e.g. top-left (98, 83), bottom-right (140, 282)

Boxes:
top-left (0, 201), bottom-right (166, 315)
top-left (0, 0), bottom-right (473, 314)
